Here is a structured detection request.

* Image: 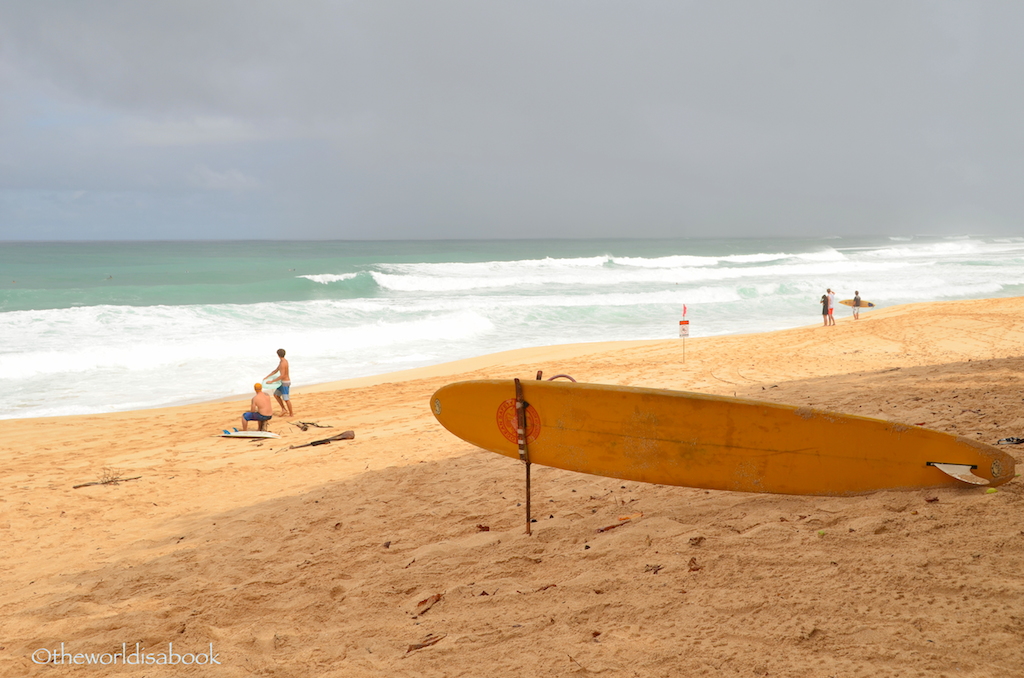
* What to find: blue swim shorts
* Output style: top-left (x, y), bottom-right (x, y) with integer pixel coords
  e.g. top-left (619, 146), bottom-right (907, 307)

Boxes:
top-left (243, 412), bottom-right (272, 422)
top-left (274, 381), bottom-right (291, 401)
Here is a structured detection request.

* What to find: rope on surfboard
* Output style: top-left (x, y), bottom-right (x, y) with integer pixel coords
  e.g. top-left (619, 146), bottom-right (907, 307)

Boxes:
top-left (515, 378), bottom-right (532, 535)
top-left (535, 370), bottom-right (577, 382)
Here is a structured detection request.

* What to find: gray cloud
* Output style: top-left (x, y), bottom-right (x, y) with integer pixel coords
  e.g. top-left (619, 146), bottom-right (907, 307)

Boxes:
top-left (1, 1), bottom-right (1023, 239)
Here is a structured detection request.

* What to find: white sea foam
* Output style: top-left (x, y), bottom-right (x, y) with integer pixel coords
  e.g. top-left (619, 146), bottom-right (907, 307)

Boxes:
top-left (370, 258), bottom-right (895, 293)
top-left (298, 273), bottom-right (358, 284)
top-left (4, 236), bottom-right (1023, 419)
top-left (861, 240), bottom-right (984, 259)
top-left (377, 256), bottom-right (610, 276)
top-left (610, 250), bottom-right (845, 267)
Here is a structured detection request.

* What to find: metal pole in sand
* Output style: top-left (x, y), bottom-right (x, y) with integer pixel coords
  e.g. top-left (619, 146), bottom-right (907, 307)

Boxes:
top-left (514, 378), bottom-right (532, 535)
top-left (524, 461), bottom-right (532, 535)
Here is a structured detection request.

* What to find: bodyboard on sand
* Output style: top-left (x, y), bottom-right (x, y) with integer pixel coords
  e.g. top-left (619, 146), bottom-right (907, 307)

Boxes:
top-left (430, 380), bottom-right (1014, 496)
top-left (839, 299), bottom-right (875, 308)
top-left (221, 429), bottom-right (280, 439)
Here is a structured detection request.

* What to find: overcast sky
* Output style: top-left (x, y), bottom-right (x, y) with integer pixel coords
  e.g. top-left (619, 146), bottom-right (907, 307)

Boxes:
top-left (1, 1), bottom-right (1022, 240)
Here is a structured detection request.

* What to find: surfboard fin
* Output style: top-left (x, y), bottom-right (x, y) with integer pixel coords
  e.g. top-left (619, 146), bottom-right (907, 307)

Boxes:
top-left (929, 462), bottom-right (989, 485)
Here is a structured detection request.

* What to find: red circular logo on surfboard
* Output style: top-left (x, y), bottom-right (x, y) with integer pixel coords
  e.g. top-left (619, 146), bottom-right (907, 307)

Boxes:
top-left (496, 398), bottom-right (541, 445)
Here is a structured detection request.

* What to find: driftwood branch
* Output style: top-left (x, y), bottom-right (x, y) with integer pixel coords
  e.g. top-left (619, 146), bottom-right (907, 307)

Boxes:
top-left (285, 430), bottom-right (355, 450)
top-left (73, 469), bottom-right (142, 489)
top-left (406, 633), bottom-right (446, 653)
top-left (289, 421), bottom-right (334, 432)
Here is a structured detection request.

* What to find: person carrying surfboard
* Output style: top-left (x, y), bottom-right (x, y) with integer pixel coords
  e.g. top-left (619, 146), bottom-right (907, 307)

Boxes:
top-left (853, 290), bottom-right (862, 320)
top-left (242, 383), bottom-right (273, 431)
top-left (264, 348), bottom-right (294, 417)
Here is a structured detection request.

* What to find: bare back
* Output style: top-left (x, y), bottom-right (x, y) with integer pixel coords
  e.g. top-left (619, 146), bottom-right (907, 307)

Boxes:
top-left (252, 391), bottom-right (273, 415)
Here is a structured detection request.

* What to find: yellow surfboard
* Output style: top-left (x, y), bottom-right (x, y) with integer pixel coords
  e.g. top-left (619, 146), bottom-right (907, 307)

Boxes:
top-left (839, 298), bottom-right (875, 308)
top-left (430, 380), bottom-right (1015, 496)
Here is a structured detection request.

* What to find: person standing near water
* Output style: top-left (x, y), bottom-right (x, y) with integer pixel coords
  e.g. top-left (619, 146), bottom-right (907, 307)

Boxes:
top-left (821, 294), bottom-right (829, 326)
top-left (264, 348), bottom-right (294, 417)
top-left (852, 290), bottom-right (862, 320)
top-left (826, 288), bottom-right (836, 326)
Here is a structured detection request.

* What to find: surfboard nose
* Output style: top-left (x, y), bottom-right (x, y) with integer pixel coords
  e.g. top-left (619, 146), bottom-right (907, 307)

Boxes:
top-left (430, 381), bottom-right (486, 438)
top-left (430, 381), bottom-right (530, 460)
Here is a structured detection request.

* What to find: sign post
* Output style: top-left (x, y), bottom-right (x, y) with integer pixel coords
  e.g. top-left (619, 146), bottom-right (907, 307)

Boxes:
top-left (678, 304), bottom-right (689, 362)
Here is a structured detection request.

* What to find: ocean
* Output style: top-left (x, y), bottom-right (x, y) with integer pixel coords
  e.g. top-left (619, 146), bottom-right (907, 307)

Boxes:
top-left (2, 235), bottom-right (1023, 420)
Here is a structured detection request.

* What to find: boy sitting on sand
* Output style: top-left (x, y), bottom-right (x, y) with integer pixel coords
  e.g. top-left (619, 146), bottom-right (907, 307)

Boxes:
top-left (242, 383), bottom-right (273, 431)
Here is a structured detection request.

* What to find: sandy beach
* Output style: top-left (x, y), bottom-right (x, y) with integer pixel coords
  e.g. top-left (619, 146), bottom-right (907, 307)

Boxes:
top-left (3, 296), bottom-right (1024, 677)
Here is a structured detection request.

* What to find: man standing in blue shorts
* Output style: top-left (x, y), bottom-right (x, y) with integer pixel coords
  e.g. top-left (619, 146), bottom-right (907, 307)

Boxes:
top-left (242, 382), bottom-right (273, 431)
top-left (264, 348), bottom-right (294, 417)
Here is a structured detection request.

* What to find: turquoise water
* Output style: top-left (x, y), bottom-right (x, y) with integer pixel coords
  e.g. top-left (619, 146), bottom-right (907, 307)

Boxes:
top-left (2, 235), bottom-right (1023, 419)
top-left (0, 238), bottom-right (880, 310)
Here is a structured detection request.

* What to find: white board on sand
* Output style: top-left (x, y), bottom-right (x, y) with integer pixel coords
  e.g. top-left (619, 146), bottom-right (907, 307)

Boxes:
top-left (221, 429), bottom-right (280, 439)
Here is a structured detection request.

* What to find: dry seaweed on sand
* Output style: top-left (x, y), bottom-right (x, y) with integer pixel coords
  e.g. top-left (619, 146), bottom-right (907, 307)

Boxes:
top-left (73, 467), bottom-right (141, 489)
top-left (290, 421), bottom-right (334, 432)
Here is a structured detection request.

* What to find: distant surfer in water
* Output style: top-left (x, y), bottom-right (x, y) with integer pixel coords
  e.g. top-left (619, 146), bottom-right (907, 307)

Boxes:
top-left (264, 348), bottom-right (294, 417)
top-left (242, 383), bottom-right (273, 431)
top-left (852, 290), bottom-right (862, 320)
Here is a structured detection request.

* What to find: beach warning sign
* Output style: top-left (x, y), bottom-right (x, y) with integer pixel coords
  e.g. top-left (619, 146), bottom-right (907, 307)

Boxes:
top-left (679, 319), bottom-right (689, 338)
